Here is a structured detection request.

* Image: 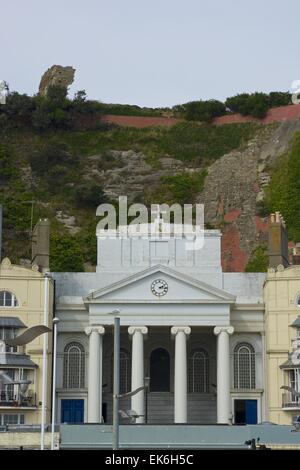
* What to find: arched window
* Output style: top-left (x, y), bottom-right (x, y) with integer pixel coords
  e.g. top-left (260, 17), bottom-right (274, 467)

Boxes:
top-left (188, 348), bottom-right (209, 393)
top-left (63, 342), bottom-right (85, 389)
top-left (0, 291), bottom-right (18, 307)
top-left (233, 342), bottom-right (256, 389)
top-left (150, 348), bottom-right (170, 392)
top-left (296, 295), bottom-right (300, 307)
top-left (110, 349), bottom-right (131, 394)
top-left (120, 349), bottom-right (131, 394)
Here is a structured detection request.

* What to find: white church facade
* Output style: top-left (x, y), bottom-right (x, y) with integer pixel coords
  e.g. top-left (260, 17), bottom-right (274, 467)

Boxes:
top-left (52, 220), bottom-right (266, 426)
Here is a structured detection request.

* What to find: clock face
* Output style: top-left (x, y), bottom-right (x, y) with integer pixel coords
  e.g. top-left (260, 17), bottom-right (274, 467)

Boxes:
top-left (151, 279), bottom-right (168, 297)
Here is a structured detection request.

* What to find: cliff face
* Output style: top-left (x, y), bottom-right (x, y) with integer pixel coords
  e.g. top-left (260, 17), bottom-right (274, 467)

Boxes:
top-left (200, 120), bottom-right (300, 271)
top-left (2, 111), bottom-right (300, 272)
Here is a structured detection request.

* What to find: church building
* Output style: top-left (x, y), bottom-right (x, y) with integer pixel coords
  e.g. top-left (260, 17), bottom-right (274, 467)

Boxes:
top-left (53, 214), bottom-right (266, 426)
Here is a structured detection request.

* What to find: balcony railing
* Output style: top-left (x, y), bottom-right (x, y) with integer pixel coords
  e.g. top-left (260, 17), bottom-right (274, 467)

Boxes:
top-left (282, 392), bottom-right (300, 409)
top-left (0, 391), bottom-right (36, 408)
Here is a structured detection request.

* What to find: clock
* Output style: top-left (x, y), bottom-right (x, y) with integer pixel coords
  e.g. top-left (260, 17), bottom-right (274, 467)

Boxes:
top-left (151, 279), bottom-right (168, 297)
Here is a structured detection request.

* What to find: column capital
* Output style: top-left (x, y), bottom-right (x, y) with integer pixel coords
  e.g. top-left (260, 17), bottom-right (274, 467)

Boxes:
top-left (213, 326), bottom-right (234, 336)
top-left (128, 326), bottom-right (148, 336)
top-left (171, 326), bottom-right (191, 337)
top-left (85, 325), bottom-right (105, 336)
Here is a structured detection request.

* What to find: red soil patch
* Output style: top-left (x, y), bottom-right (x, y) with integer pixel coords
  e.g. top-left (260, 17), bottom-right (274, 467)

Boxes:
top-left (255, 217), bottom-right (269, 234)
top-left (221, 224), bottom-right (248, 272)
top-left (213, 103), bottom-right (300, 126)
top-left (101, 103), bottom-right (300, 129)
top-left (224, 209), bottom-right (242, 223)
top-left (102, 114), bottom-right (182, 128)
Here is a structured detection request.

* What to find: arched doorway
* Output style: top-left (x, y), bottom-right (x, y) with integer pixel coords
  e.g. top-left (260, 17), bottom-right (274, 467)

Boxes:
top-left (150, 348), bottom-right (170, 391)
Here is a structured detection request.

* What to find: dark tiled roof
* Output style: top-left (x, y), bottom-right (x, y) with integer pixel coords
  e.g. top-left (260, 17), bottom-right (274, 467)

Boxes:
top-left (291, 316), bottom-right (300, 327)
top-left (0, 353), bottom-right (37, 368)
top-left (0, 317), bottom-right (26, 328)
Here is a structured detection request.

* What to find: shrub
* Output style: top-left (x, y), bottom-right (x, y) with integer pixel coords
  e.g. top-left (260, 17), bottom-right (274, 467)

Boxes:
top-left (225, 93), bottom-right (270, 118)
top-left (266, 132), bottom-right (300, 241)
top-left (245, 245), bottom-right (268, 272)
top-left (50, 233), bottom-right (84, 272)
top-left (75, 184), bottom-right (107, 208)
top-left (177, 100), bottom-right (226, 122)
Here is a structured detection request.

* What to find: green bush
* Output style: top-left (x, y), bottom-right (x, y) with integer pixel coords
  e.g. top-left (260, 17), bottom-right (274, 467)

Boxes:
top-left (75, 184), bottom-right (107, 208)
top-left (245, 245), bottom-right (268, 272)
top-left (225, 93), bottom-right (270, 118)
top-left (50, 233), bottom-right (84, 272)
top-left (180, 100), bottom-right (226, 122)
top-left (0, 145), bottom-right (18, 182)
top-left (154, 170), bottom-right (207, 205)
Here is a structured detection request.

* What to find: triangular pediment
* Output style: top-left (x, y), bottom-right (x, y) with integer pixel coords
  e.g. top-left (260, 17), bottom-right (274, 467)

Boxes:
top-left (84, 265), bottom-right (236, 304)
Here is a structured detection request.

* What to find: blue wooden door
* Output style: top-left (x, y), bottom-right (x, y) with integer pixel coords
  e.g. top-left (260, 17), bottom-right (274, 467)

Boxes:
top-left (61, 399), bottom-right (84, 424)
top-left (245, 400), bottom-right (257, 424)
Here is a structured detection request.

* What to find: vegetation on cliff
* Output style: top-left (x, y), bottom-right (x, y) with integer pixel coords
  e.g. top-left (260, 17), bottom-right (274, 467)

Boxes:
top-left (0, 88), bottom-right (260, 270)
top-left (266, 131), bottom-right (300, 241)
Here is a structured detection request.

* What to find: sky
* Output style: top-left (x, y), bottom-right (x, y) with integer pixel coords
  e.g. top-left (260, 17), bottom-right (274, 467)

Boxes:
top-left (1, 0), bottom-right (300, 107)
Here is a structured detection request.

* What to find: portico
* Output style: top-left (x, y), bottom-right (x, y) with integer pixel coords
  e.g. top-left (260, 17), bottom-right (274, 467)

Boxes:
top-left (81, 264), bottom-right (235, 424)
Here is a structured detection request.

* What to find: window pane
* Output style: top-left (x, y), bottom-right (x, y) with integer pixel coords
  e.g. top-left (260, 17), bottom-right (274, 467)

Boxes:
top-left (4, 292), bottom-right (12, 306)
top-left (188, 349), bottom-right (209, 393)
top-left (233, 343), bottom-right (255, 389)
top-left (63, 342), bottom-right (85, 389)
top-left (120, 350), bottom-right (131, 394)
top-left (0, 291), bottom-right (18, 307)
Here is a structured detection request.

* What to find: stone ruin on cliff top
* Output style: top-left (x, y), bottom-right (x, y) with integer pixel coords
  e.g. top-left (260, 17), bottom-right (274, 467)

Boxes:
top-left (38, 65), bottom-right (75, 96)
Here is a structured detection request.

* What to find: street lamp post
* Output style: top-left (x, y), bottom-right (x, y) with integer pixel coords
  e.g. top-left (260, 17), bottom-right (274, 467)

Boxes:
top-left (41, 273), bottom-right (50, 450)
top-left (109, 309), bottom-right (150, 450)
top-left (112, 315), bottom-right (120, 450)
top-left (51, 317), bottom-right (60, 450)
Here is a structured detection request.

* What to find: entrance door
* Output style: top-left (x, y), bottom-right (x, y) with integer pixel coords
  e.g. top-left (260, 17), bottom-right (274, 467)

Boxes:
top-left (61, 399), bottom-right (84, 424)
top-left (234, 399), bottom-right (257, 424)
top-left (150, 348), bottom-right (170, 391)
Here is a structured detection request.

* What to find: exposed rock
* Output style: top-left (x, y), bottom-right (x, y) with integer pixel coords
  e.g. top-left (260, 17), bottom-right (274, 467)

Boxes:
top-left (84, 150), bottom-right (185, 203)
top-left (55, 211), bottom-right (80, 235)
top-left (199, 120), bottom-right (300, 271)
top-left (39, 65), bottom-right (75, 96)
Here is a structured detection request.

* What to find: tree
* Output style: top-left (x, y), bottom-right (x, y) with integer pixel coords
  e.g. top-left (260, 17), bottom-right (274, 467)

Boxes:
top-left (245, 245), bottom-right (268, 272)
top-left (29, 139), bottom-right (75, 175)
top-left (184, 100), bottom-right (226, 122)
top-left (50, 233), bottom-right (84, 272)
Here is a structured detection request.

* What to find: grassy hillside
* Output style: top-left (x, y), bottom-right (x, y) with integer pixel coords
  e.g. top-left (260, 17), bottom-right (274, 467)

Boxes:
top-left (0, 119), bottom-right (260, 270)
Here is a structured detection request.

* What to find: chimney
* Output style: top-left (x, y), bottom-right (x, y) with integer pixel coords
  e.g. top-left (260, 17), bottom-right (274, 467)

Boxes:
top-left (268, 212), bottom-right (289, 268)
top-left (31, 219), bottom-right (50, 272)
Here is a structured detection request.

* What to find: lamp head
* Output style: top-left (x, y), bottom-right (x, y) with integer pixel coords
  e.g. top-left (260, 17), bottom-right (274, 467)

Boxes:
top-left (110, 309), bottom-right (121, 315)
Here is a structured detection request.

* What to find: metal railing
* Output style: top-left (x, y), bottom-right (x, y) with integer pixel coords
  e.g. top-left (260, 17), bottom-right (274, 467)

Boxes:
top-left (0, 391), bottom-right (36, 407)
top-left (282, 392), bottom-right (300, 408)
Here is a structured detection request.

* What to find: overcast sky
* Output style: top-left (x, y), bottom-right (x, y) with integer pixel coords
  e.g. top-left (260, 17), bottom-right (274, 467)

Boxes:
top-left (1, 0), bottom-right (300, 107)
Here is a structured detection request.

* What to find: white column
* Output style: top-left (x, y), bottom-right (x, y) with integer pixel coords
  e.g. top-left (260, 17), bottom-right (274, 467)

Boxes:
top-left (128, 326), bottom-right (148, 423)
top-left (171, 326), bottom-right (191, 423)
top-left (214, 326), bottom-right (234, 424)
top-left (85, 326), bottom-right (105, 423)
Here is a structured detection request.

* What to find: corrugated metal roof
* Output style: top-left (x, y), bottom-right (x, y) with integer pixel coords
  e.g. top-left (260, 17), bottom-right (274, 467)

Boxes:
top-left (0, 353), bottom-right (37, 368)
top-left (0, 317), bottom-right (26, 328)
